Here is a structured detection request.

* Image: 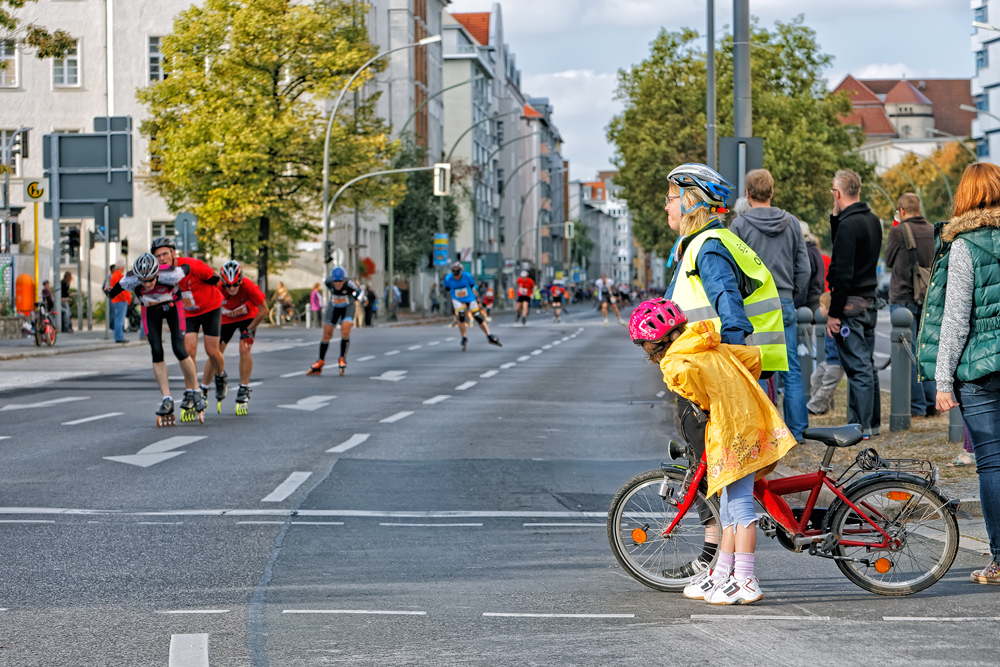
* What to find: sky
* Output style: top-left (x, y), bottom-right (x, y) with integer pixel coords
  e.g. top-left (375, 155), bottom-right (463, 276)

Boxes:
top-left (446, 0), bottom-right (974, 181)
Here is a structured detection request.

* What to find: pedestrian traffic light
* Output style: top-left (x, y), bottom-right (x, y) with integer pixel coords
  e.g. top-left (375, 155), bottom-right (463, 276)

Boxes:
top-left (11, 128), bottom-right (28, 159)
top-left (433, 163), bottom-right (451, 196)
top-left (120, 238), bottom-right (129, 257)
top-left (7, 221), bottom-right (19, 244)
top-left (60, 227), bottom-right (80, 261)
top-left (324, 240), bottom-right (335, 265)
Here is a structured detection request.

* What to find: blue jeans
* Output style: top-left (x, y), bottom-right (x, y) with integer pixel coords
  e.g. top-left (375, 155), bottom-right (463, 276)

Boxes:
top-left (835, 305), bottom-right (880, 434)
top-left (719, 472), bottom-right (756, 530)
top-left (111, 301), bottom-right (128, 342)
top-left (955, 372), bottom-right (1000, 559)
top-left (890, 303), bottom-right (936, 415)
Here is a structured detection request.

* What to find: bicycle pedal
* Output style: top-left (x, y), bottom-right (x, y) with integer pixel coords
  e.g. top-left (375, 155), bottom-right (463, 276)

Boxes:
top-left (759, 516), bottom-right (778, 538)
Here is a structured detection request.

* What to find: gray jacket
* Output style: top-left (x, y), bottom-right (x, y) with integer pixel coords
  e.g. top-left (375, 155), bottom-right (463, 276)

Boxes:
top-left (729, 206), bottom-right (810, 301)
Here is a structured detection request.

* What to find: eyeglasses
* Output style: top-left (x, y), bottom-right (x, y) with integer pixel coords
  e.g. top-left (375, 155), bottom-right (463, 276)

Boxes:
top-left (140, 278), bottom-right (156, 285)
top-left (830, 188), bottom-right (840, 195)
top-left (664, 195), bottom-right (680, 206)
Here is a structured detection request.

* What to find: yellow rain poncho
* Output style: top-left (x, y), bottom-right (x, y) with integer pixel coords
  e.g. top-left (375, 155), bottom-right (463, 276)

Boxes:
top-left (658, 320), bottom-right (797, 498)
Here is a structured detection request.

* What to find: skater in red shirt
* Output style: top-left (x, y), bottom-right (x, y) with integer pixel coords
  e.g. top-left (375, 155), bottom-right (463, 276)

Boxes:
top-left (515, 271), bottom-right (534, 326)
top-left (550, 280), bottom-right (567, 322)
top-left (209, 260), bottom-right (267, 414)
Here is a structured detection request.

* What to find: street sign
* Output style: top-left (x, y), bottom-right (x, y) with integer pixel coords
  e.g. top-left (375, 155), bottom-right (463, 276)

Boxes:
top-left (502, 259), bottom-right (516, 274)
top-left (23, 178), bottom-right (48, 202)
top-left (433, 232), bottom-right (448, 267)
top-left (459, 247), bottom-right (472, 262)
top-left (331, 248), bottom-right (345, 268)
top-left (94, 201), bottom-right (121, 243)
top-left (174, 212), bottom-right (198, 254)
top-left (433, 163), bottom-right (451, 196)
top-left (718, 136), bottom-right (763, 208)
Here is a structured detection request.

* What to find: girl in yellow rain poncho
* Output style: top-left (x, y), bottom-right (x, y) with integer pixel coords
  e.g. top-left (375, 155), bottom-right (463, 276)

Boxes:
top-left (629, 298), bottom-right (796, 605)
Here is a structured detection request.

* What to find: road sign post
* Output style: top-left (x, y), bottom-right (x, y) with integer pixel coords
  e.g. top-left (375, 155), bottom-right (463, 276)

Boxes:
top-left (24, 178), bottom-right (48, 301)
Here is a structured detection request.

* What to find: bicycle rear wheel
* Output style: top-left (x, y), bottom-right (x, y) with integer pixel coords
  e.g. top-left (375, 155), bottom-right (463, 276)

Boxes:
top-left (828, 478), bottom-right (958, 596)
top-left (607, 468), bottom-right (721, 592)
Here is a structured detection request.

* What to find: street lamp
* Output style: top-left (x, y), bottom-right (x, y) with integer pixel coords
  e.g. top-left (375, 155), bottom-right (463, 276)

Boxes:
top-left (927, 127), bottom-right (978, 161)
top-left (398, 75), bottom-right (485, 138)
top-left (321, 34), bottom-right (441, 275)
top-left (973, 20), bottom-right (1000, 32)
top-left (515, 165), bottom-right (569, 270)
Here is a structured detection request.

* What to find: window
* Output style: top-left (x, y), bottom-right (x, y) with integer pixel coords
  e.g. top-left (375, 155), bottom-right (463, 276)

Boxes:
top-left (977, 137), bottom-right (990, 158)
top-left (149, 36), bottom-right (167, 82)
top-left (0, 41), bottom-right (16, 87)
top-left (977, 48), bottom-right (989, 72)
top-left (496, 120), bottom-right (504, 144)
top-left (976, 5), bottom-right (989, 23)
top-left (0, 129), bottom-right (21, 176)
top-left (53, 39), bottom-right (80, 87)
top-left (497, 167), bottom-right (504, 194)
top-left (976, 93), bottom-right (989, 112)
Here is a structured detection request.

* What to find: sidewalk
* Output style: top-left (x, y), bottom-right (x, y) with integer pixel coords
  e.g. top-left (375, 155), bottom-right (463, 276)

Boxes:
top-left (0, 327), bottom-right (146, 361)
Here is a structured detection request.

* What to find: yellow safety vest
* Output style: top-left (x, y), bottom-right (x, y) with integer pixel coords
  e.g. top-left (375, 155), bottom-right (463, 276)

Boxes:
top-left (671, 227), bottom-right (788, 372)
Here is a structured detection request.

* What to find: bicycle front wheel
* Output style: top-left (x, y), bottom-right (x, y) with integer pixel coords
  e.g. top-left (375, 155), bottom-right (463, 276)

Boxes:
top-left (829, 478), bottom-right (958, 596)
top-left (607, 468), bottom-right (720, 592)
top-left (46, 326), bottom-right (57, 346)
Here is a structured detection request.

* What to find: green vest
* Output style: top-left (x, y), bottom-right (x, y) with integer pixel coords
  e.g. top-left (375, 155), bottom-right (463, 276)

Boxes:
top-left (671, 227), bottom-right (789, 372)
top-left (918, 225), bottom-right (1000, 382)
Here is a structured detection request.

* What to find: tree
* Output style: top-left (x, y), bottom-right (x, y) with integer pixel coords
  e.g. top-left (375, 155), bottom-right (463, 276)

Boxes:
top-left (569, 219), bottom-right (595, 268)
top-left (0, 1), bottom-right (74, 60)
top-left (607, 16), bottom-right (872, 256)
top-left (390, 144), bottom-right (458, 276)
top-left (872, 142), bottom-right (976, 225)
top-left (137, 0), bottom-right (403, 290)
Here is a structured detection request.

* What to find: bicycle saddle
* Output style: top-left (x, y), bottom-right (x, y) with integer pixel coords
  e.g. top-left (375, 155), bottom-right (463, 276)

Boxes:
top-left (802, 425), bottom-right (863, 448)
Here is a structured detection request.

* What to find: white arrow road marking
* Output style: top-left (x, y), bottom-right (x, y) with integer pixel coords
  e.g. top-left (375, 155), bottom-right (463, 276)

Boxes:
top-left (280, 370), bottom-right (309, 378)
top-left (278, 395), bottom-right (335, 411)
top-left (423, 395), bottom-right (451, 405)
top-left (356, 355), bottom-right (376, 361)
top-left (407, 345), bottom-right (422, 350)
top-left (262, 472), bottom-right (312, 502)
top-left (104, 436), bottom-right (207, 468)
top-left (326, 433), bottom-right (370, 453)
top-left (169, 633), bottom-right (209, 667)
top-left (380, 411), bottom-right (414, 424)
top-left (499, 362), bottom-right (516, 369)
top-left (480, 370), bottom-right (499, 378)
top-left (370, 370), bottom-right (408, 382)
top-left (62, 412), bottom-right (123, 426)
top-left (455, 381), bottom-right (477, 391)
top-left (1, 396), bottom-right (89, 412)
top-left (517, 356), bottom-right (530, 362)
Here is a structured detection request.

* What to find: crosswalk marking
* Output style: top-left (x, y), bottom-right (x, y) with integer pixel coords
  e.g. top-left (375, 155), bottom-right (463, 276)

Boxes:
top-left (261, 472), bottom-right (312, 503)
top-left (168, 633), bottom-right (209, 667)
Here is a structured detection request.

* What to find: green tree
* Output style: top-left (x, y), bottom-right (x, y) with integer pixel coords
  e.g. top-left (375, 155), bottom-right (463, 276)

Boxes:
top-left (607, 16), bottom-right (871, 256)
top-left (0, 0), bottom-right (74, 60)
top-left (137, 0), bottom-right (403, 289)
top-left (569, 219), bottom-right (595, 267)
top-left (390, 145), bottom-right (458, 276)
top-left (873, 142), bottom-right (976, 225)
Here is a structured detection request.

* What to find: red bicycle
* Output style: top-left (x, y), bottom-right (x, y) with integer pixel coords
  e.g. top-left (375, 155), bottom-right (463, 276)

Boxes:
top-left (608, 423), bottom-right (960, 596)
top-left (33, 302), bottom-right (57, 347)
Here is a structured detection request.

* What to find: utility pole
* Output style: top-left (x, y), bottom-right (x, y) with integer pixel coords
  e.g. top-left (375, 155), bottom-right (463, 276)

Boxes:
top-left (706, 0), bottom-right (717, 170)
top-left (733, 0), bottom-right (751, 194)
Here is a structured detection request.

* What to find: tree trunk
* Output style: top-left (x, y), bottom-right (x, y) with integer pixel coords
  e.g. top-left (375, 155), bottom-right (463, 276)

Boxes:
top-left (257, 215), bottom-right (270, 293)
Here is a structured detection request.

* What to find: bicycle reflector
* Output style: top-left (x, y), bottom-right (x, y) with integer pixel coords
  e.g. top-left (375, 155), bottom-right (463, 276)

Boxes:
top-left (885, 491), bottom-right (912, 502)
top-left (631, 528), bottom-right (648, 544)
top-left (874, 558), bottom-right (892, 574)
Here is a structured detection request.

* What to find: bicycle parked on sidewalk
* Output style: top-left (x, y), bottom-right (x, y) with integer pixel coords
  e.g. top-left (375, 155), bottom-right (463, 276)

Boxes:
top-left (32, 302), bottom-right (57, 347)
top-left (608, 420), bottom-right (960, 596)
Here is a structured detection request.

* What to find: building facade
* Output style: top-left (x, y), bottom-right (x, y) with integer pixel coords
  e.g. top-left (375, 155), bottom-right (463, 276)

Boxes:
top-left (972, 1), bottom-right (1000, 162)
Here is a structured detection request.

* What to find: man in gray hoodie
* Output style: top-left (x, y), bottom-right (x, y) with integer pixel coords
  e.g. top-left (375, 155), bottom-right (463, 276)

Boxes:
top-left (729, 168), bottom-right (810, 442)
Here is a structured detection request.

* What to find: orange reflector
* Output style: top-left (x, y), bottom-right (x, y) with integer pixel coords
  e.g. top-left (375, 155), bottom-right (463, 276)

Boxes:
top-left (874, 557), bottom-right (892, 574)
top-left (631, 528), bottom-right (647, 544)
top-left (886, 491), bottom-right (912, 501)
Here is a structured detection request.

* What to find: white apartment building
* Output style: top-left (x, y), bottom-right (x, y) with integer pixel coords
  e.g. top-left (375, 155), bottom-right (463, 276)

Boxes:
top-left (972, 0), bottom-right (1000, 162)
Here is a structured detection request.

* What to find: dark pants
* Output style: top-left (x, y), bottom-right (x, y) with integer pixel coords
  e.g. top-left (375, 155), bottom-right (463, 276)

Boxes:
top-left (364, 306), bottom-right (374, 326)
top-left (890, 302), bottom-right (937, 415)
top-left (955, 372), bottom-right (1000, 559)
top-left (834, 306), bottom-right (880, 435)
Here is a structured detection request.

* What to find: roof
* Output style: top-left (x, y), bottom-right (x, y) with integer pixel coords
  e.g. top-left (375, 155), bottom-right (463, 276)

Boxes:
top-left (832, 75), bottom-right (883, 106)
top-left (884, 80), bottom-right (933, 105)
top-left (522, 103), bottom-right (544, 119)
top-left (841, 106), bottom-right (897, 136)
top-left (583, 181), bottom-right (606, 200)
top-left (859, 78), bottom-right (975, 137)
top-left (451, 12), bottom-right (489, 47)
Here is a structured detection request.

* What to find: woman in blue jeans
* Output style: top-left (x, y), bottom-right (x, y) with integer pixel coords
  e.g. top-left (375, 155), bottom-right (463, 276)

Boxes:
top-left (918, 162), bottom-right (1000, 584)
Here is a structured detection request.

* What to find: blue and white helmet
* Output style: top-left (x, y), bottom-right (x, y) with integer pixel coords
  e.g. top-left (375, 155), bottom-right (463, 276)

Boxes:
top-left (330, 266), bottom-right (346, 282)
top-left (133, 253), bottom-right (160, 280)
top-left (668, 163), bottom-right (734, 213)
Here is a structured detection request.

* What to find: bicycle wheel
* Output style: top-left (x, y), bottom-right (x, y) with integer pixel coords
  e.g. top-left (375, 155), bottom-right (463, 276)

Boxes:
top-left (268, 305), bottom-right (279, 326)
top-left (45, 325), bottom-right (57, 346)
top-left (607, 468), bottom-right (721, 592)
top-left (828, 478), bottom-right (958, 596)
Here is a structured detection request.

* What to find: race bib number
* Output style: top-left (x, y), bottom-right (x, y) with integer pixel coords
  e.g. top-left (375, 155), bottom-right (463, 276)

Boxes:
top-left (453, 287), bottom-right (469, 299)
top-left (610, 297), bottom-right (617, 304)
top-left (180, 290), bottom-right (197, 310)
top-left (332, 295), bottom-right (349, 306)
top-left (223, 304), bottom-right (249, 318)
top-left (518, 287), bottom-right (529, 296)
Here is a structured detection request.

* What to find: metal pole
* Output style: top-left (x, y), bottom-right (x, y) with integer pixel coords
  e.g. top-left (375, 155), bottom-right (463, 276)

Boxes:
top-left (33, 201), bottom-right (39, 301)
top-left (86, 227), bottom-right (92, 330)
top-left (902, 149), bottom-right (953, 204)
top-left (104, 205), bottom-right (110, 340)
top-left (889, 307), bottom-right (912, 432)
top-left (733, 0), bottom-right (751, 141)
top-left (797, 306), bottom-right (814, 396)
top-left (388, 203), bottom-right (394, 318)
top-left (51, 134), bottom-right (62, 333)
top-left (706, 0), bottom-right (717, 170)
top-left (398, 75), bottom-right (484, 137)
top-left (76, 242), bottom-right (82, 330)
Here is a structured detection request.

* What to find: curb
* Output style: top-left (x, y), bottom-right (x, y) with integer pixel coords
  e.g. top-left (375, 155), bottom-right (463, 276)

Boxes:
top-left (0, 340), bottom-right (146, 361)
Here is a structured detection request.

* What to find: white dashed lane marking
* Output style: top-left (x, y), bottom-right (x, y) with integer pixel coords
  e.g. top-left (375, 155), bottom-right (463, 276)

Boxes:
top-left (517, 356), bottom-right (530, 362)
top-left (261, 472), bottom-right (312, 503)
top-left (423, 395), bottom-right (451, 405)
top-left (445, 337), bottom-right (456, 341)
top-left (483, 613), bottom-right (634, 619)
top-left (691, 615), bottom-right (830, 621)
top-left (283, 609), bottom-right (427, 616)
top-left (408, 345), bottom-right (422, 350)
top-left (385, 350), bottom-right (400, 356)
top-left (327, 433), bottom-right (370, 453)
top-left (531, 350), bottom-right (543, 356)
top-left (480, 370), bottom-right (499, 378)
top-left (380, 411), bottom-right (414, 423)
top-left (62, 412), bottom-right (123, 425)
top-left (158, 610), bottom-right (230, 615)
top-left (455, 381), bottom-right (477, 391)
top-left (356, 355), bottom-right (376, 361)
top-left (1, 397), bottom-right (89, 412)
top-left (379, 522), bottom-right (483, 527)
top-left (542, 345), bottom-right (552, 350)
top-left (499, 362), bottom-right (516, 369)
top-left (280, 370), bottom-right (309, 378)
top-left (278, 395), bottom-right (335, 411)
top-left (428, 341), bottom-right (440, 346)
top-left (169, 633), bottom-right (209, 667)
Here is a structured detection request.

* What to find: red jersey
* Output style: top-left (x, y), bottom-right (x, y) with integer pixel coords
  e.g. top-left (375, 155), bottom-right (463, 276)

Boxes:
top-left (550, 284), bottom-right (566, 299)
top-left (176, 257), bottom-right (223, 316)
top-left (516, 276), bottom-right (534, 297)
top-left (482, 288), bottom-right (495, 306)
top-left (218, 280), bottom-right (266, 325)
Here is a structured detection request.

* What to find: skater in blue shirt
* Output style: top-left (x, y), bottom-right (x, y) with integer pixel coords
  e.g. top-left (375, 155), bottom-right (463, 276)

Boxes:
top-left (442, 262), bottom-right (502, 351)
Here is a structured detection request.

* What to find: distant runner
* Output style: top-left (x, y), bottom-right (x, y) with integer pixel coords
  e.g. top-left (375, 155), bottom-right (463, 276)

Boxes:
top-left (515, 271), bottom-right (534, 326)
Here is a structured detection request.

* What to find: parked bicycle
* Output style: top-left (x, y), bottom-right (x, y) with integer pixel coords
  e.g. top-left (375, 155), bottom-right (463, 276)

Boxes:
top-left (268, 300), bottom-right (298, 326)
top-left (33, 302), bottom-right (57, 347)
top-left (608, 421), bottom-right (960, 596)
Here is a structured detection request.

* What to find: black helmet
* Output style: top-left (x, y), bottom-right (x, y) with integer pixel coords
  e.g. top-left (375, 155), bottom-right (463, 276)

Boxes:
top-left (667, 163), bottom-right (734, 209)
top-left (133, 253), bottom-right (160, 281)
top-left (151, 236), bottom-right (176, 252)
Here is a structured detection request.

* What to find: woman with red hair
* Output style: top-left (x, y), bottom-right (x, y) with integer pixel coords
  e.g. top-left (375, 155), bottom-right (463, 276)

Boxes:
top-left (918, 162), bottom-right (1000, 585)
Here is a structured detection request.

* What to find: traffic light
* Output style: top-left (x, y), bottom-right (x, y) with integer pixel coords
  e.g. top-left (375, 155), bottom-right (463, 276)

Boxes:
top-left (433, 163), bottom-right (451, 196)
top-left (564, 221), bottom-right (575, 240)
top-left (8, 221), bottom-right (19, 244)
top-left (120, 238), bottom-right (129, 258)
top-left (59, 227), bottom-right (80, 261)
top-left (324, 240), bottom-right (335, 265)
top-left (11, 128), bottom-right (28, 159)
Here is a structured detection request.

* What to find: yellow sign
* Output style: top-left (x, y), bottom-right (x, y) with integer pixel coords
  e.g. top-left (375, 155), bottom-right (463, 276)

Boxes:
top-left (25, 178), bottom-right (48, 202)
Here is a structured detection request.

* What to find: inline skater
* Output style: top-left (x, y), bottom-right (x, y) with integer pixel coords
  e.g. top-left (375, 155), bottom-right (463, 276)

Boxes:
top-left (515, 270), bottom-right (534, 326)
top-left (308, 267), bottom-right (365, 376)
top-left (105, 253), bottom-right (205, 425)
top-left (480, 283), bottom-right (495, 322)
top-left (550, 280), bottom-right (567, 322)
top-left (442, 262), bottom-right (501, 351)
top-left (205, 260), bottom-right (267, 414)
top-left (150, 237), bottom-right (226, 405)
top-left (595, 273), bottom-right (624, 326)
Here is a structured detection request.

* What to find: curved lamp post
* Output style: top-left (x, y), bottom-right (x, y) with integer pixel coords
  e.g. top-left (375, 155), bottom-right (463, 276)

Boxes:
top-left (516, 166), bottom-right (570, 270)
top-left (398, 75), bottom-right (485, 138)
top-left (927, 128), bottom-right (978, 161)
top-left (900, 149), bottom-right (952, 204)
top-left (877, 163), bottom-right (920, 196)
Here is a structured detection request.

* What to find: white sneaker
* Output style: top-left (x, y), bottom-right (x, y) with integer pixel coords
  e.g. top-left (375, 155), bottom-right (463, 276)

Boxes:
top-left (603, 318), bottom-right (609, 326)
top-left (706, 576), bottom-right (763, 605)
top-left (683, 570), bottom-right (723, 600)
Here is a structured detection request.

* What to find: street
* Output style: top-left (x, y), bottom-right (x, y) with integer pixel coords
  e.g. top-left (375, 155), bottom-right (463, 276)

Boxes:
top-left (0, 305), bottom-right (997, 667)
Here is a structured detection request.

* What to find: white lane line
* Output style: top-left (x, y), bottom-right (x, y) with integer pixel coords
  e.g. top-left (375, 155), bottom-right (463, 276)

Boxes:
top-left (137, 522), bottom-right (183, 525)
top-left (261, 472), bottom-right (312, 503)
top-left (0, 436), bottom-right (9, 440)
top-left (691, 615), bottom-right (831, 621)
top-left (407, 345), bottom-right (422, 350)
top-left (385, 350), bottom-right (400, 356)
top-left (480, 370), bottom-right (499, 378)
top-left (62, 412), bottom-right (124, 426)
top-left (247, 382), bottom-right (263, 388)
top-left (356, 355), bottom-right (376, 361)
top-left (423, 395), bottom-right (451, 405)
top-left (445, 337), bottom-right (456, 341)
top-left (530, 350), bottom-right (543, 355)
top-left (280, 370), bottom-right (309, 378)
top-left (542, 344), bottom-right (552, 350)
top-left (0, 520), bottom-right (55, 523)
top-left (380, 522), bottom-right (483, 527)
top-left (455, 381), bottom-right (477, 391)
top-left (1, 396), bottom-right (89, 412)
top-left (159, 610), bottom-right (230, 615)
top-left (1, 508), bottom-right (610, 518)
top-left (523, 523), bottom-right (604, 527)
top-left (327, 433), bottom-right (370, 453)
top-left (883, 616), bottom-right (1000, 622)
top-left (380, 411), bottom-right (414, 424)
top-left (428, 341), bottom-right (440, 346)
top-left (291, 521), bottom-right (344, 526)
top-left (370, 370), bottom-right (408, 382)
top-left (551, 340), bottom-right (561, 346)
top-left (283, 609), bottom-right (427, 616)
top-left (517, 355), bottom-right (530, 362)
top-left (483, 613), bottom-right (634, 619)
top-left (499, 362), bottom-right (516, 369)
top-left (169, 633), bottom-right (209, 667)
top-left (237, 521), bottom-right (284, 525)
top-left (0, 608), bottom-right (7, 611)
top-left (561, 337), bottom-right (569, 342)
top-left (277, 395), bottom-right (335, 412)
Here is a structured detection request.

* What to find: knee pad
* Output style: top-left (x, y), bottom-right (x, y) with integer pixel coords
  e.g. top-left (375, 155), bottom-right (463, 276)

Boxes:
top-left (457, 310), bottom-right (467, 323)
top-left (473, 311), bottom-right (485, 324)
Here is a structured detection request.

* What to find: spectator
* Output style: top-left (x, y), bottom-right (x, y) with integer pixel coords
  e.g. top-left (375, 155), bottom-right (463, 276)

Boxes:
top-left (60, 271), bottom-right (73, 332)
top-left (429, 284), bottom-right (440, 314)
top-left (364, 284), bottom-right (377, 326)
top-left (729, 168), bottom-right (810, 442)
top-left (797, 221), bottom-right (825, 312)
top-left (309, 283), bottom-right (323, 328)
top-left (884, 192), bottom-right (936, 418)
top-left (384, 282), bottom-right (401, 320)
top-left (41, 279), bottom-right (55, 313)
top-left (918, 162), bottom-right (1000, 584)
top-left (826, 168), bottom-right (882, 439)
top-left (274, 281), bottom-right (294, 311)
top-left (807, 292), bottom-right (845, 415)
top-left (109, 258), bottom-right (131, 343)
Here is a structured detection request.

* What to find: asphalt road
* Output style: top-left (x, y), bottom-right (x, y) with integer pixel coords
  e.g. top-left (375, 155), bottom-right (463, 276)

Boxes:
top-left (0, 304), bottom-right (995, 666)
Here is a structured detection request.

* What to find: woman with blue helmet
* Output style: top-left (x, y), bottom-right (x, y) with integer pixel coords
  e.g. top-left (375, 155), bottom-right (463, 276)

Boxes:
top-left (307, 266), bottom-right (366, 376)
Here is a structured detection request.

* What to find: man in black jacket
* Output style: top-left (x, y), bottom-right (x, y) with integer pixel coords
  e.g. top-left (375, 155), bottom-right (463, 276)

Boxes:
top-left (826, 169), bottom-right (882, 439)
top-left (884, 192), bottom-right (936, 417)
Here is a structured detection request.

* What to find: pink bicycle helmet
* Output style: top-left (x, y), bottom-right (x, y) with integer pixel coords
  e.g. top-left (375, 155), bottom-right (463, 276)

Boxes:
top-left (629, 298), bottom-right (688, 344)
